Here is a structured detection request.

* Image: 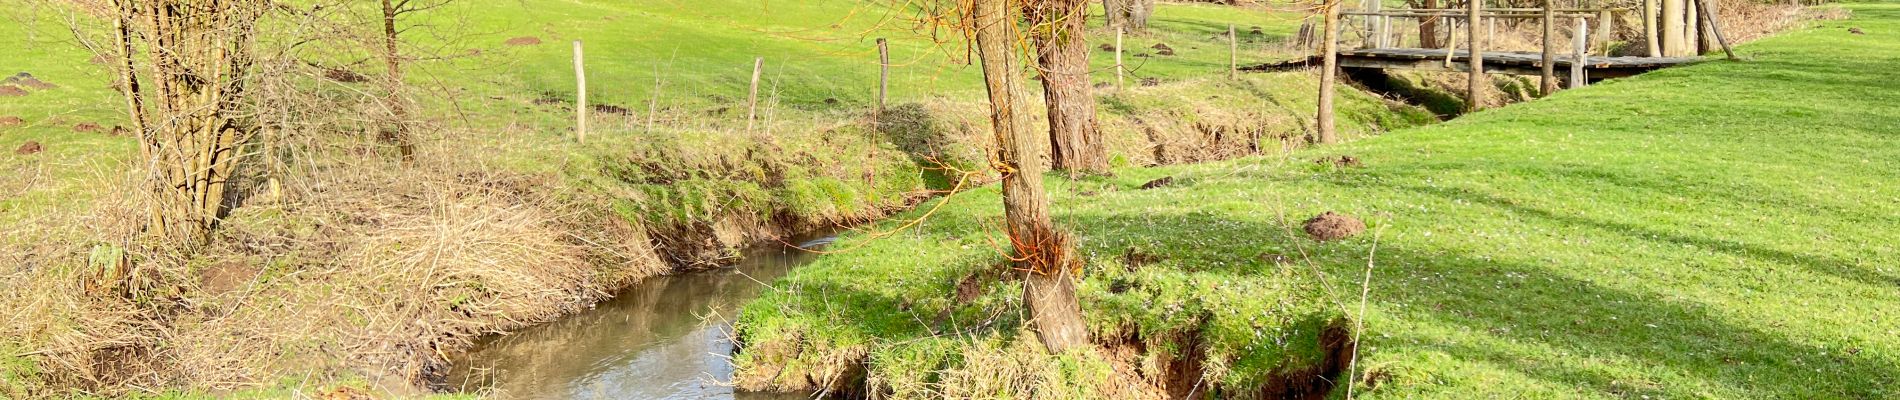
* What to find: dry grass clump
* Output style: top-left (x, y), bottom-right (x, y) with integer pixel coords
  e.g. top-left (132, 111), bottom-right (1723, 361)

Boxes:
top-left (0, 121), bottom-right (672, 396)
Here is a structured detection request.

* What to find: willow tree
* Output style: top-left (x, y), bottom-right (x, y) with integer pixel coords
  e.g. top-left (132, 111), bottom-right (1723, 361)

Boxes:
top-left (110, 0), bottom-right (269, 246)
top-left (1028, 0), bottom-right (1107, 175)
top-left (1102, 0), bottom-right (1154, 32)
top-left (972, 0), bottom-right (1090, 353)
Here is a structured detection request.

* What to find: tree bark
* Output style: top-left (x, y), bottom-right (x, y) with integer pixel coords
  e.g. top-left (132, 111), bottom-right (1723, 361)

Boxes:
top-left (1029, 0), bottom-right (1108, 175)
top-left (121, 0), bottom-right (267, 247)
top-left (1127, 0), bottom-right (1154, 33)
top-left (1541, 0), bottom-right (1556, 96)
top-left (1103, 0), bottom-right (1127, 28)
top-left (1316, 0), bottom-right (1341, 144)
top-left (1697, 0), bottom-right (1721, 53)
top-left (1418, 0), bottom-right (1443, 48)
top-left (1467, 0), bottom-right (1486, 112)
top-left (1661, 0), bottom-right (1688, 56)
top-left (973, 0), bottom-right (1089, 354)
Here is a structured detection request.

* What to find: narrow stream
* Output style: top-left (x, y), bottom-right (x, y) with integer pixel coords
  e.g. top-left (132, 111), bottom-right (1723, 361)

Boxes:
top-left (445, 234), bottom-right (834, 399)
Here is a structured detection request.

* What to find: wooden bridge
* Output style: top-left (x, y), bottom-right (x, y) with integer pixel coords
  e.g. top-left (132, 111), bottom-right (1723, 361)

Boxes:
top-left (1260, 3), bottom-right (1730, 91)
top-left (1253, 48), bottom-right (1702, 83)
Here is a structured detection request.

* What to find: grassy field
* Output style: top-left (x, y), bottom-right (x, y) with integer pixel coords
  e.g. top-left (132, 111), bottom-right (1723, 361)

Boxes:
top-left (733, 3), bottom-right (1899, 398)
top-left (0, 1), bottom-right (1434, 397)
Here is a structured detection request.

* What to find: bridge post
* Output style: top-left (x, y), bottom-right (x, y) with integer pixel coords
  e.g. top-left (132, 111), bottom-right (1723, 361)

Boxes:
top-left (1595, 10), bottom-right (1614, 54)
top-left (1644, 0), bottom-right (1661, 57)
top-left (1572, 18), bottom-right (1588, 88)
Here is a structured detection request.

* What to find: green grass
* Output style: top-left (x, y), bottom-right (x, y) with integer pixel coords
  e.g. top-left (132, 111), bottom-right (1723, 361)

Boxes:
top-left (734, 4), bottom-right (1900, 398)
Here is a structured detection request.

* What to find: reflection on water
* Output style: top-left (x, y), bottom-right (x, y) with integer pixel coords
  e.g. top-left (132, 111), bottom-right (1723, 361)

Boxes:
top-left (447, 237), bottom-right (827, 399)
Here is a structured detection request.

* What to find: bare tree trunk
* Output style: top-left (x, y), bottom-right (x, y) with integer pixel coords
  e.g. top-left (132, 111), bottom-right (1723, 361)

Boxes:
top-left (1103, 0), bottom-right (1127, 28)
top-left (1029, 0), bottom-right (1108, 175)
top-left (1662, 0), bottom-right (1688, 56)
top-left (1418, 0), bottom-right (1443, 48)
top-left (1541, 0), bottom-right (1556, 96)
top-left (973, 0), bottom-right (1089, 354)
top-left (381, 0), bottom-right (415, 161)
top-left (1317, 0), bottom-right (1341, 144)
top-left (119, 0), bottom-right (267, 247)
top-left (1467, 0), bottom-right (1486, 112)
top-left (1697, 0), bottom-right (1721, 53)
top-left (1128, 0), bottom-right (1154, 33)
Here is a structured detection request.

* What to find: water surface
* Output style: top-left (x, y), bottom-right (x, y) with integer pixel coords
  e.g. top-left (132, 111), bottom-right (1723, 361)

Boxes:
top-left (447, 237), bottom-right (829, 399)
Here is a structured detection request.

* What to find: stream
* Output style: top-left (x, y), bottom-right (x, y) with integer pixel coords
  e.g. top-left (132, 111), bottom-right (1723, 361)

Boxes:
top-left (445, 234), bottom-right (835, 399)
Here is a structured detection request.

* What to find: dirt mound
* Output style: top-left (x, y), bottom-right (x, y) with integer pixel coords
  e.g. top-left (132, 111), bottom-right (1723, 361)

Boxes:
top-left (0, 116), bottom-right (22, 127)
top-left (0, 85), bottom-right (25, 97)
top-left (4, 73), bottom-right (55, 90)
top-left (1850, 27), bottom-right (1865, 34)
top-left (1303, 212), bottom-right (1364, 242)
top-left (323, 68), bottom-right (369, 83)
top-left (1151, 42), bottom-right (1175, 56)
top-left (592, 104), bottom-right (631, 115)
top-left (1316, 155), bottom-right (1362, 168)
top-left (73, 122), bottom-right (102, 133)
top-left (504, 36), bottom-right (543, 46)
top-left (110, 125), bottom-right (129, 136)
top-left (1122, 247), bottom-right (1163, 271)
top-left (15, 141), bottom-right (43, 155)
top-left (1138, 176), bottom-right (1174, 189)
top-left (197, 261), bottom-right (259, 296)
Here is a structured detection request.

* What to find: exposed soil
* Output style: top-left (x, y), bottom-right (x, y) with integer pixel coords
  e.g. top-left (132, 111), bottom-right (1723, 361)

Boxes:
top-left (1139, 176), bottom-right (1175, 190)
top-left (1850, 27), bottom-right (1865, 34)
top-left (110, 125), bottom-right (129, 136)
top-left (0, 116), bottom-right (22, 127)
top-left (1160, 330), bottom-right (1208, 399)
top-left (1302, 212), bottom-right (1365, 242)
top-left (592, 104), bottom-right (631, 115)
top-left (0, 85), bottom-right (26, 97)
top-left (1122, 247), bottom-right (1163, 271)
top-left (16, 78), bottom-right (56, 90)
top-left (504, 36), bottom-right (543, 46)
top-left (1151, 42), bottom-right (1176, 56)
top-left (197, 261), bottom-right (260, 297)
top-left (1252, 321), bottom-right (1357, 400)
top-left (15, 141), bottom-right (42, 155)
top-left (955, 273), bottom-right (983, 304)
top-left (73, 122), bottom-right (102, 133)
top-left (323, 68), bottom-right (370, 83)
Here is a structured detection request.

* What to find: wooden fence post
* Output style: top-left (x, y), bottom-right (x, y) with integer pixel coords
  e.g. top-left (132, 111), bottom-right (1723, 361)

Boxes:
top-left (1572, 18), bottom-right (1588, 88)
top-left (1228, 24), bottom-right (1238, 80)
top-left (747, 57), bottom-right (763, 132)
top-left (1116, 28), bottom-right (1126, 90)
top-left (573, 40), bottom-right (587, 143)
top-left (877, 38), bottom-right (890, 112)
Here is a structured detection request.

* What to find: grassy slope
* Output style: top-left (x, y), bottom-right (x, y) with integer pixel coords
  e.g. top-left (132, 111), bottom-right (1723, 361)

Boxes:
top-left (735, 4), bottom-right (1899, 398)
